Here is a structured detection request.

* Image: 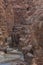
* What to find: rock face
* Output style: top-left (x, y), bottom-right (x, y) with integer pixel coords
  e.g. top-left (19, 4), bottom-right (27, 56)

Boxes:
top-left (31, 10), bottom-right (43, 65)
top-left (0, 0), bottom-right (43, 65)
top-left (0, 0), bottom-right (36, 31)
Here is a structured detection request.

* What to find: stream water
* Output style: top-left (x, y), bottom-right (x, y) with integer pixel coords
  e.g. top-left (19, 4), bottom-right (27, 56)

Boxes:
top-left (0, 63), bottom-right (10, 65)
top-left (0, 48), bottom-right (24, 65)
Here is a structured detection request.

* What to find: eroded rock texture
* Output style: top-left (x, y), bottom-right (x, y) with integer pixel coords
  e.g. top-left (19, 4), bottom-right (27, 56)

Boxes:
top-left (0, 0), bottom-right (43, 65)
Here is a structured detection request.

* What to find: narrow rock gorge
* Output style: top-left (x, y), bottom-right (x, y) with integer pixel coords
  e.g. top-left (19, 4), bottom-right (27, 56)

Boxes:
top-left (0, 0), bottom-right (43, 65)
